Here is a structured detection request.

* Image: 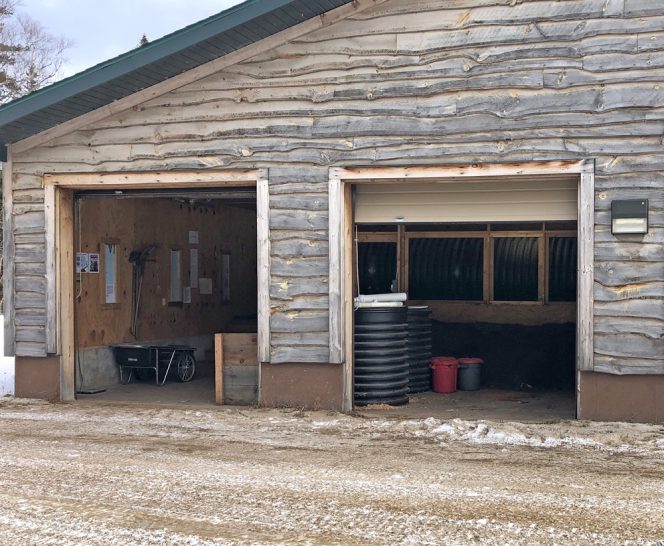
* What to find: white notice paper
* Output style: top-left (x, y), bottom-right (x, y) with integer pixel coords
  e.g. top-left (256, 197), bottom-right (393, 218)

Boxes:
top-left (89, 253), bottom-right (100, 274)
top-left (183, 286), bottom-right (192, 304)
top-left (190, 248), bottom-right (198, 288)
top-left (76, 253), bottom-right (90, 273)
top-left (199, 278), bottom-right (213, 295)
top-left (188, 230), bottom-right (199, 244)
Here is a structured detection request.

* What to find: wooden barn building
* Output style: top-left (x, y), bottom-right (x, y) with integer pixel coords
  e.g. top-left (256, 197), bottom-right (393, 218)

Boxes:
top-left (0, 0), bottom-right (662, 422)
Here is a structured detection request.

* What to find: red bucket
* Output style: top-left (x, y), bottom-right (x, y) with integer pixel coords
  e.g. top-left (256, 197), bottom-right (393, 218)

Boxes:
top-left (430, 357), bottom-right (459, 394)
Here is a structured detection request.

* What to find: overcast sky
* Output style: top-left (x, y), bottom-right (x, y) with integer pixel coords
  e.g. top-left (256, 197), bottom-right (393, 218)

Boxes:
top-left (20, 0), bottom-right (244, 77)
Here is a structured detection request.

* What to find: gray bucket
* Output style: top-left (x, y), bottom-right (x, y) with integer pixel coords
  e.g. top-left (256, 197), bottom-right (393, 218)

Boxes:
top-left (457, 358), bottom-right (483, 391)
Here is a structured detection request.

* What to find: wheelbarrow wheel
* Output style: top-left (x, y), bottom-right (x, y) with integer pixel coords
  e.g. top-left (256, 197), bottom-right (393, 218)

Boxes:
top-left (177, 353), bottom-right (196, 382)
top-left (119, 367), bottom-right (133, 385)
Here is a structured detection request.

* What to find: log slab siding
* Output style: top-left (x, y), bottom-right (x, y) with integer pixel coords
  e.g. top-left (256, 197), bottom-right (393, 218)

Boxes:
top-left (8, 0), bottom-right (664, 374)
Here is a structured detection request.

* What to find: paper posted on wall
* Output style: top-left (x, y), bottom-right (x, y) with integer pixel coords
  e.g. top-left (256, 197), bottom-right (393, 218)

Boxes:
top-left (76, 253), bottom-right (88, 273)
top-left (199, 278), bottom-right (213, 295)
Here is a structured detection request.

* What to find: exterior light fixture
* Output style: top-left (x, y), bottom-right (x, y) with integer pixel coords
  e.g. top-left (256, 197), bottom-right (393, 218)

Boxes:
top-left (611, 199), bottom-right (649, 235)
top-left (394, 216), bottom-right (406, 223)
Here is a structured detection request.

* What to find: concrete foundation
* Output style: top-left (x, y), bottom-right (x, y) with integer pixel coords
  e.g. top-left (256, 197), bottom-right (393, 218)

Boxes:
top-left (15, 357), bottom-right (61, 401)
top-left (578, 372), bottom-right (664, 424)
top-left (260, 363), bottom-right (344, 411)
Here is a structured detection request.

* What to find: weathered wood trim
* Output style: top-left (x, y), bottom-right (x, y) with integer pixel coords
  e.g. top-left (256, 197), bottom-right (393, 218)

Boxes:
top-left (43, 170), bottom-right (259, 189)
top-left (397, 224), bottom-right (406, 293)
top-left (57, 188), bottom-right (75, 401)
top-left (328, 176), bottom-right (343, 364)
top-left (578, 169), bottom-right (595, 372)
top-left (331, 160), bottom-right (594, 181)
top-left (46, 169), bottom-right (265, 398)
top-left (343, 183), bottom-right (354, 413)
top-left (2, 147), bottom-right (14, 356)
top-left (356, 232), bottom-right (398, 243)
top-left (215, 333), bottom-right (223, 405)
top-left (44, 183), bottom-right (56, 353)
top-left (11, 0), bottom-right (388, 155)
top-left (256, 170), bottom-right (270, 366)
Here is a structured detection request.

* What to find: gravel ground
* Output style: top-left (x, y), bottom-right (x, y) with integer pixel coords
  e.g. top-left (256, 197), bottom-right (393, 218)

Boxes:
top-left (0, 398), bottom-right (663, 545)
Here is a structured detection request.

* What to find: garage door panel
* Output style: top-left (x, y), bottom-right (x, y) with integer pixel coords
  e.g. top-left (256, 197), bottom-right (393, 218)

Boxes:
top-left (355, 179), bottom-right (578, 223)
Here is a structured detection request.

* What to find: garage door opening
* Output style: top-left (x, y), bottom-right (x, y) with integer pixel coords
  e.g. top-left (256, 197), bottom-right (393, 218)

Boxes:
top-left (71, 187), bottom-right (258, 405)
top-left (356, 221), bottom-right (577, 420)
top-left (330, 162), bottom-right (595, 420)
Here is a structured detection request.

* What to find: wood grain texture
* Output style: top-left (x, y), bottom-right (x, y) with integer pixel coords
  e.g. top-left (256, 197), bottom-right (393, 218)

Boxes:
top-left (7, 0), bottom-right (663, 374)
top-left (257, 173), bottom-right (271, 363)
top-left (3, 150), bottom-right (15, 356)
top-left (215, 334), bottom-right (223, 405)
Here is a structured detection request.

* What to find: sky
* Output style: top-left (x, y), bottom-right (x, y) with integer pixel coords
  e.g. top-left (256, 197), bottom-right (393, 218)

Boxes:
top-left (19, 0), bottom-right (245, 78)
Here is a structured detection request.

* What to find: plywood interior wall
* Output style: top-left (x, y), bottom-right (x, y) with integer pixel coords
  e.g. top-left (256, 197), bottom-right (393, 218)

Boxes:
top-left (74, 196), bottom-right (257, 349)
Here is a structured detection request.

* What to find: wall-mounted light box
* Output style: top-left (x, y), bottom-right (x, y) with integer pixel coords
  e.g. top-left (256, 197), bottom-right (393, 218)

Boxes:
top-left (611, 199), bottom-right (649, 235)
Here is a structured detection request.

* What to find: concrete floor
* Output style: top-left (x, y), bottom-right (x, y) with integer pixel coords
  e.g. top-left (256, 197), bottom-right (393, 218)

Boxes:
top-left (78, 376), bottom-right (575, 422)
top-left (77, 376), bottom-right (216, 405)
top-left (359, 389), bottom-right (576, 422)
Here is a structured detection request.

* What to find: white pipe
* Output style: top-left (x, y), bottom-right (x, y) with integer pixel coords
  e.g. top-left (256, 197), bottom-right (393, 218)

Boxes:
top-left (354, 301), bottom-right (404, 308)
top-left (355, 292), bottom-right (407, 303)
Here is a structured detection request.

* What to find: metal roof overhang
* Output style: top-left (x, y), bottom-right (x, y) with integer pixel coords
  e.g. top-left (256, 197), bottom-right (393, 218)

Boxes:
top-left (0, 0), bottom-right (353, 161)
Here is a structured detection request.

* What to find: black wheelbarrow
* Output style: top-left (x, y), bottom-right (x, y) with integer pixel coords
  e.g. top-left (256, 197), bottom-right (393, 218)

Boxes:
top-left (111, 344), bottom-right (196, 386)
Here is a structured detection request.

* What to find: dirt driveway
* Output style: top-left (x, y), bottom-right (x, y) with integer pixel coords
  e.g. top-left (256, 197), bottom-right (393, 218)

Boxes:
top-left (0, 399), bottom-right (663, 545)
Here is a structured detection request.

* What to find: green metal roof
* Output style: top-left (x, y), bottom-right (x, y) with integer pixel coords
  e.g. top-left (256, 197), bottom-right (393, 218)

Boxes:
top-left (0, 0), bottom-right (352, 160)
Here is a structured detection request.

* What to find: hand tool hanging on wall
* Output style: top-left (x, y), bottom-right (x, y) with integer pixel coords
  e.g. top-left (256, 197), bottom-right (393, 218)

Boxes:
top-left (129, 245), bottom-right (157, 338)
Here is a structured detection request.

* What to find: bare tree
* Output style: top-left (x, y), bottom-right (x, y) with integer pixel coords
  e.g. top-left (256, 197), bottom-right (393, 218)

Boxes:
top-left (0, 0), bottom-right (71, 103)
top-left (0, 0), bottom-right (70, 303)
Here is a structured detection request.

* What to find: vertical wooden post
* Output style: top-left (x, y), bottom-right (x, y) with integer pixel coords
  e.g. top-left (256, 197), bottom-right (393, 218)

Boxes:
top-left (342, 182), bottom-right (354, 413)
top-left (215, 333), bottom-right (224, 405)
top-left (537, 235), bottom-right (546, 303)
top-left (577, 169), bottom-right (595, 372)
top-left (44, 183), bottom-right (57, 354)
top-left (2, 147), bottom-right (14, 356)
top-left (328, 175), bottom-right (343, 364)
top-left (256, 170), bottom-right (270, 367)
top-left (482, 233), bottom-right (490, 303)
top-left (57, 188), bottom-right (75, 401)
top-left (397, 223), bottom-right (406, 293)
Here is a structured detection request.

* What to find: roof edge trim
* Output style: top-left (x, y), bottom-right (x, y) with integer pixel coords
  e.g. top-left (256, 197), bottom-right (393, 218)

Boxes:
top-left (0, 0), bottom-right (296, 124)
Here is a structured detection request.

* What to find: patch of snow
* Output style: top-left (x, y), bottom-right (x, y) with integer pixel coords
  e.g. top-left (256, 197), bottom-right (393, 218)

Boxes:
top-left (0, 315), bottom-right (14, 396)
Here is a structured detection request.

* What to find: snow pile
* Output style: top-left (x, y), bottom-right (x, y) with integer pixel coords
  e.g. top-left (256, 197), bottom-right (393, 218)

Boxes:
top-left (346, 416), bottom-right (664, 458)
top-left (423, 417), bottom-right (604, 449)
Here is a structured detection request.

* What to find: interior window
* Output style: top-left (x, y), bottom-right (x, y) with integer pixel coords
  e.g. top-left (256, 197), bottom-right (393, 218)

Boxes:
top-left (408, 238), bottom-right (484, 300)
top-left (549, 237), bottom-right (577, 302)
top-left (358, 242), bottom-right (397, 295)
top-left (493, 237), bottom-right (539, 301)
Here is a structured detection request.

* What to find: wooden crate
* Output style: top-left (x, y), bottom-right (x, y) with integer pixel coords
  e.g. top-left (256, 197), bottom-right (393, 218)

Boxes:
top-left (215, 333), bottom-right (258, 406)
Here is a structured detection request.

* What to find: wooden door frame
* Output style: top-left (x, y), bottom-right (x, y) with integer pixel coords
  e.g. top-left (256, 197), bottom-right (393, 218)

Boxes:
top-left (329, 160), bottom-right (595, 413)
top-left (44, 169), bottom-right (270, 402)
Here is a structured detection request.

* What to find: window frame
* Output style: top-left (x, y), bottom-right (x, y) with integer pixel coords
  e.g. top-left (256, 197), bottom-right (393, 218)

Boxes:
top-left (358, 226), bottom-right (577, 305)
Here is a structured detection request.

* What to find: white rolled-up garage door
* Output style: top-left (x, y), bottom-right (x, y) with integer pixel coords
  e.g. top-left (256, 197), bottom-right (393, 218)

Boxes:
top-left (354, 176), bottom-right (578, 223)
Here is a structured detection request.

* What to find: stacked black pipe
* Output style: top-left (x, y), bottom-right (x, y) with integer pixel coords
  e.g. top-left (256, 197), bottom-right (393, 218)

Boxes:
top-left (354, 307), bottom-right (409, 406)
top-left (407, 306), bottom-right (433, 393)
